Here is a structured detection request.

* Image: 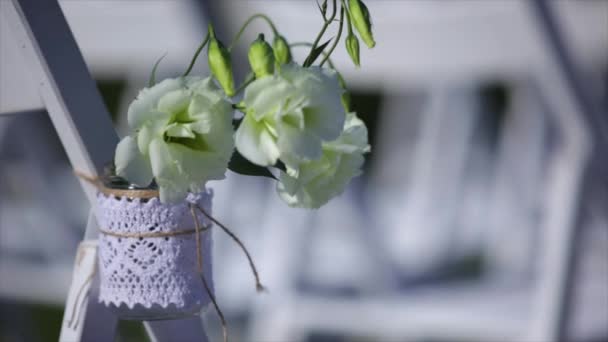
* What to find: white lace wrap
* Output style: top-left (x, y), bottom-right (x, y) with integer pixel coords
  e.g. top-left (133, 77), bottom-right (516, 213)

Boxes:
top-left (96, 190), bottom-right (213, 319)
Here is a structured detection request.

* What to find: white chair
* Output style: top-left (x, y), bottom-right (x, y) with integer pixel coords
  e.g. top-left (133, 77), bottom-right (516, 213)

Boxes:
top-left (243, 1), bottom-right (606, 341)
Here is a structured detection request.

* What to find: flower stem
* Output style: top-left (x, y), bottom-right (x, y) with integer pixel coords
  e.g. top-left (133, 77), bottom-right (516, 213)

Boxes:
top-left (304, 0), bottom-right (337, 65)
top-left (148, 53), bottom-right (167, 87)
top-left (189, 205), bottom-right (228, 342)
top-left (234, 72), bottom-right (255, 96)
top-left (182, 32), bottom-right (210, 77)
top-left (344, 0), bottom-right (354, 36)
top-left (320, 6), bottom-right (344, 67)
top-left (229, 14), bottom-right (280, 51)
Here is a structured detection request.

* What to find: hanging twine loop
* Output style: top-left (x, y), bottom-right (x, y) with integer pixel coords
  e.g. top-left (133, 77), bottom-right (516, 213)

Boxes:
top-left (75, 171), bottom-right (266, 342)
top-left (190, 204), bottom-right (228, 342)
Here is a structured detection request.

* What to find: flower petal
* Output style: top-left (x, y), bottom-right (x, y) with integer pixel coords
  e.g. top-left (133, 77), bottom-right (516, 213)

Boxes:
top-left (186, 76), bottom-right (224, 104)
top-left (114, 136), bottom-right (153, 187)
top-left (235, 114), bottom-right (279, 166)
top-left (148, 138), bottom-right (189, 203)
top-left (244, 76), bottom-right (293, 120)
top-left (169, 143), bottom-right (228, 184)
top-left (324, 113), bottom-right (370, 153)
top-left (276, 172), bottom-right (302, 206)
top-left (158, 89), bottom-right (191, 115)
top-left (303, 104), bottom-right (345, 141)
top-left (277, 123), bottom-right (322, 165)
top-left (128, 78), bottom-right (183, 130)
top-left (276, 151), bottom-right (364, 209)
top-left (165, 123), bottom-right (195, 138)
top-left (188, 94), bottom-right (215, 120)
top-left (137, 114), bottom-right (168, 155)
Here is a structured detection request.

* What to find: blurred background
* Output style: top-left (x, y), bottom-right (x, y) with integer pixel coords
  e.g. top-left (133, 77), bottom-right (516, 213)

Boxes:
top-left (1, 0), bottom-right (607, 341)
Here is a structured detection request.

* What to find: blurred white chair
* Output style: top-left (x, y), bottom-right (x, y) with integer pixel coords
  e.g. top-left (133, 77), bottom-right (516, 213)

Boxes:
top-left (371, 84), bottom-right (481, 276)
top-left (241, 1), bottom-right (606, 342)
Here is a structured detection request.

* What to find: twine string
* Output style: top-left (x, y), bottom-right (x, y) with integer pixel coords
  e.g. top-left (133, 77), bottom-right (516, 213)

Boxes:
top-left (195, 204), bottom-right (266, 293)
top-left (67, 264), bottom-right (96, 329)
top-left (190, 204), bottom-right (228, 342)
top-left (97, 227), bottom-right (208, 238)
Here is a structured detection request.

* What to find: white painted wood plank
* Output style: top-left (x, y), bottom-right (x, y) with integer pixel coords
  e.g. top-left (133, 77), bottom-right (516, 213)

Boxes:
top-left (0, 6), bottom-right (43, 114)
top-left (4, 1), bottom-right (121, 337)
top-left (4, 0), bottom-right (117, 203)
top-left (3, 1), bottom-right (165, 341)
top-left (4, 1), bottom-right (211, 340)
top-left (251, 283), bottom-right (532, 342)
top-left (57, 213), bottom-right (117, 342)
top-left (59, 239), bottom-right (108, 342)
top-left (524, 1), bottom-right (596, 341)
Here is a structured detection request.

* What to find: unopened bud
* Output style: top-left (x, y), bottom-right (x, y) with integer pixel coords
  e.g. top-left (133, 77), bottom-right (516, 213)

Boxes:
top-left (345, 34), bottom-right (360, 67)
top-left (207, 24), bottom-right (235, 96)
top-left (248, 34), bottom-right (275, 78)
top-left (272, 35), bottom-right (292, 65)
top-left (348, 0), bottom-right (375, 48)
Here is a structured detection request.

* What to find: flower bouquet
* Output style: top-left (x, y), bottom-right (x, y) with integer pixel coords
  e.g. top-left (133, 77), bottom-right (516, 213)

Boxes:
top-left (90, 0), bottom-right (375, 338)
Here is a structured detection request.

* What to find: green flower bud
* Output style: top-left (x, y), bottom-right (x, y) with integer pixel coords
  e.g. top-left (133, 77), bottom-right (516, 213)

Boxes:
top-left (272, 35), bottom-right (292, 65)
top-left (345, 34), bottom-right (360, 67)
top-left (248, 34), bottom-right (275, 79)
top-left (207, 24), bottom-right (235, 96)
top-left (348, 0), bottom-right (375, 48)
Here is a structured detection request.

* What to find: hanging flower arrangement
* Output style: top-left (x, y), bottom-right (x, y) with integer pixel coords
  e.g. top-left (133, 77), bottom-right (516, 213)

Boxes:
top-left (86, 0), bottom-right (376, 340)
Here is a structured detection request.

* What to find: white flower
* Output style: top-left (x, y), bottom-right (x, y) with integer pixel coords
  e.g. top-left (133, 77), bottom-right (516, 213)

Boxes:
top-left (277, 113), bottom-right (370, 208)
top-left (115, 77), bottom-right (234, 203)
top-left (235, 63), bottom-right (346, 168)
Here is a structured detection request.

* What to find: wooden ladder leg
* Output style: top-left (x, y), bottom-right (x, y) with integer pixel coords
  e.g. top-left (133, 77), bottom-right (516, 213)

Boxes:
top-left (524, 1), bottom-right (601, 341)
top-left (60, 212), bottom-right (119, 342)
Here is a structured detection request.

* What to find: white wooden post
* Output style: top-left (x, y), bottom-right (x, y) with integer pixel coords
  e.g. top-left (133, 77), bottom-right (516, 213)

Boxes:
top-left (1, 0), bottom-right (209, 340)
top-left (525, 1), bottom-right (600, 341)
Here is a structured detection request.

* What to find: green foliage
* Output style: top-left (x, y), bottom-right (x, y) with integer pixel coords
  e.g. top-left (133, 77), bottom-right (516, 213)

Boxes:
top-left (303, 38), bottom-right (332, 67)
top-left (228, 150), bottom-right (277, 180)
top-left (148, 53), bottom-right (167, 87)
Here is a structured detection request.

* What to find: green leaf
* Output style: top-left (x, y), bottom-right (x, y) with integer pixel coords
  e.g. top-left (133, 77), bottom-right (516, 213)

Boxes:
top-left (303, 38), bottom-right (332, 67)
top-left (148, 53), bottom-right (167, 87)
top-left (271, 160), bottom-right (287, 172)
top-left (228, 150), bottom-right (277, 180)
